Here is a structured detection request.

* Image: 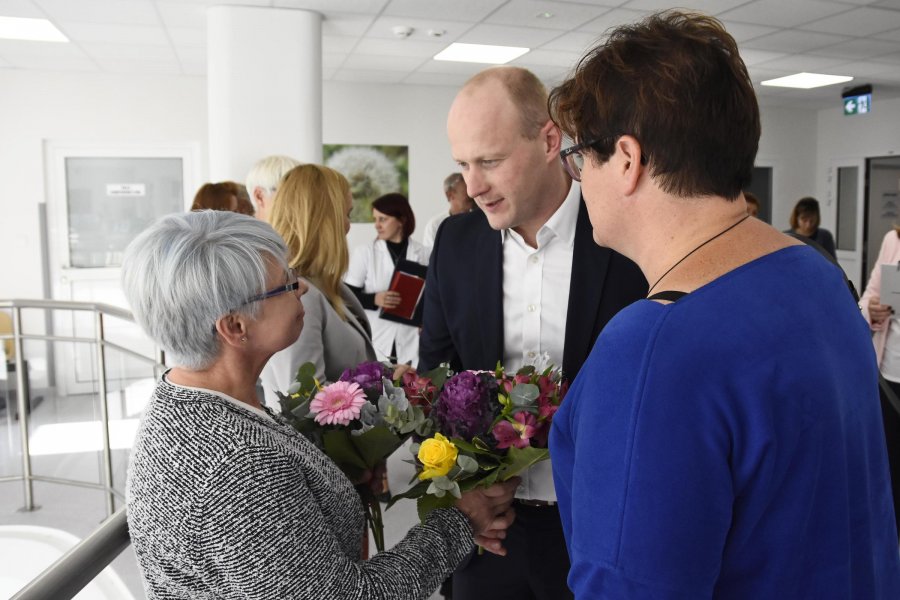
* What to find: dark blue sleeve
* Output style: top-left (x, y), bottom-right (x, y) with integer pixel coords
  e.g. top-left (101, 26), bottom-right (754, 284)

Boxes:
top-left (417, 219), bottom-right (460, 372)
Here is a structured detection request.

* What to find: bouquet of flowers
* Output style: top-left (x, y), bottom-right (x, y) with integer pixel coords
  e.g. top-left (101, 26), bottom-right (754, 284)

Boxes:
top-left (278, 360), bottom-right (436, 552)
top-left (388, 363), bottom-right (568, 521)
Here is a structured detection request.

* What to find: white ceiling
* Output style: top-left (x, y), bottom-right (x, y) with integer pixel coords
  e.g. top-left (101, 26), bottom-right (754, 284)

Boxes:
top-left (2, 0), bottom-right (900, 108)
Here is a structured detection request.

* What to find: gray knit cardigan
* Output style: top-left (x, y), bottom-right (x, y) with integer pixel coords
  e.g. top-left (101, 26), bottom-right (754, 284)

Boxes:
top-left (126, 376), bottom-right (474, 599)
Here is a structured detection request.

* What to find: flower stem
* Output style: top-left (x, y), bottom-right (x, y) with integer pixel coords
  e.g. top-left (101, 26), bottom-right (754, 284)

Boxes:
top-left (358, 486), bottom-right (385, 554)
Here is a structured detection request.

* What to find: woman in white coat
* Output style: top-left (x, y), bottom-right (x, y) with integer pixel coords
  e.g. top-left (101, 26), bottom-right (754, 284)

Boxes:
top-left (345, 193), bottom-right (430, 366)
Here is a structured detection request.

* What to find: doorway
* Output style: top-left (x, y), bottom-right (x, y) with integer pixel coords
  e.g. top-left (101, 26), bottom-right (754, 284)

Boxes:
top-left (863, 156), bottom-right (900, 285)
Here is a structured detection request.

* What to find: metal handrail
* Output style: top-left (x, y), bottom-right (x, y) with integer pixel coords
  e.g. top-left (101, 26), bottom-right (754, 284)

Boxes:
top-left (10, 507), bottom-right (131, 600)
top-left (1, 298), bottom-right (166, 599)
top-left (1, 298), bottom-right (165, 514)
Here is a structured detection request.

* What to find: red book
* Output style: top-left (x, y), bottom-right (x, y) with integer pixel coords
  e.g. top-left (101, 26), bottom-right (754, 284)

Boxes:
top-left (379, 259), bottom-right (428, 325)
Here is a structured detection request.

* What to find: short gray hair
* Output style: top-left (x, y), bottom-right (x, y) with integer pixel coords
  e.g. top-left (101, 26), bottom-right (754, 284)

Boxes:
top-left (443, 172), bottom-right (464, 194)
top-left (245, 155), bottom-right (301, 198)
top-left (121, 210), bottom-right (289, 370)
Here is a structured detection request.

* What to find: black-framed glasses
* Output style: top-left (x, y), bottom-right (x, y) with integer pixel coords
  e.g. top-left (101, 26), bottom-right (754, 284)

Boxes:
top-left (560, 137), bottom-right (612, 182)
top-left (244, 268), bottom-right (302, 305)
top-left (560, 135), bottom-right (646, 182)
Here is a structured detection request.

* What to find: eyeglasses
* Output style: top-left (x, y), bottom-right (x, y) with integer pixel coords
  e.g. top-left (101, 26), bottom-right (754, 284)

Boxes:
top-left (243, 268), bottom-right (302, 305)
top-left (559, 135), bottom-right (646, 182)
top-left (212, 268), bottom-right (301, 334)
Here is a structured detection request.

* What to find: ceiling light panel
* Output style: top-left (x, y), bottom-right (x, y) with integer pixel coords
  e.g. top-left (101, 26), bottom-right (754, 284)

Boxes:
top-left (0, 16), bottom-right (68, 42)
top-left (434, 42), bottom-right (529, 64)
top-left (760, 72), bottom-right (853, 89)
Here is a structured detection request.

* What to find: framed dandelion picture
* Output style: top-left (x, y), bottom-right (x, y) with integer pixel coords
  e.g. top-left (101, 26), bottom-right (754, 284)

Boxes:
top-left (323, 144), bottom-right (409, 223)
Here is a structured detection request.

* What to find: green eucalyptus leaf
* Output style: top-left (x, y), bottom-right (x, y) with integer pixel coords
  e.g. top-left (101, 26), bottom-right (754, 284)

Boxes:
top-left (510, 383), bottom-right (539, 406)
top-left (457, 454), bottom-right (478, 473)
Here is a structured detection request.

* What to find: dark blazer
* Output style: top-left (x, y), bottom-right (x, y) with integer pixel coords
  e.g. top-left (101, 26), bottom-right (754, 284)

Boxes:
top-left (419, 198), bottom-right (648, 380)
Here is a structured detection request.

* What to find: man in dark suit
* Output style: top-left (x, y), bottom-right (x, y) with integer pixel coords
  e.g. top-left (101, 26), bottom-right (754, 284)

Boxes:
top-left (419, 66), bottom-right (647, 600)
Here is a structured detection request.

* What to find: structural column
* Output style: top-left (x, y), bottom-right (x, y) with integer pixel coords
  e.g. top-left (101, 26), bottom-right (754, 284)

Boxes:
top-left (207, 6), bottom-right (322, 181)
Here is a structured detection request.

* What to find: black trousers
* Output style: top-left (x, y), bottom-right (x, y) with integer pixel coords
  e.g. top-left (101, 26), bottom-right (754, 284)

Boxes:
top-left (451, 502), bottom-right (573, 600)
top-left (882, 380), bottom-right (900, 539)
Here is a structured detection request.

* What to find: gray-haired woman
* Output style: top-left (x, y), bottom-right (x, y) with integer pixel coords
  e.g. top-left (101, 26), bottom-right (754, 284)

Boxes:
top-left (121, 210), bottom-right (518, 599)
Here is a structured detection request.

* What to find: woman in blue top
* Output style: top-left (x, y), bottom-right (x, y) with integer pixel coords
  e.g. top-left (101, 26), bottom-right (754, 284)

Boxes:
top-left (547, 10), bottom-right (900, 600)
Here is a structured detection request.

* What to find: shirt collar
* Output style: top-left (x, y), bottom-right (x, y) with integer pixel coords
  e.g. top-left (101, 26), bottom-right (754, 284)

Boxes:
top-left (502, 180), bottom-right (581, 249)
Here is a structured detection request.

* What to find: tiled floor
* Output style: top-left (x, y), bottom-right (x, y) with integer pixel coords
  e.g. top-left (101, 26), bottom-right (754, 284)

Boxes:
top-left (0, 383), bottom-right (444, 599)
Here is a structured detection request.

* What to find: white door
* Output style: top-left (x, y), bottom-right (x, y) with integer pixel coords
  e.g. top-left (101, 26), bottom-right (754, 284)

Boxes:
top-left (831, 158), bottom-right (866, 293)
top-left (45, 143), bottom-right (200, 396)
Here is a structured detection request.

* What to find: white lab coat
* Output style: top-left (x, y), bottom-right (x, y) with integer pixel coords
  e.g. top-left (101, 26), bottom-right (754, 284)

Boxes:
top-left (345, 239), bottom-right (430, 365)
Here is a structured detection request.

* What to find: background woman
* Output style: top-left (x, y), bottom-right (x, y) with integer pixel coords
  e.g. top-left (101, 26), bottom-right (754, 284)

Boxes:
top-left (786, 196), bottom-right (836, 258)
top-left (859, 227), bottom-right (900, 537)
top-left (345, 193), bottom-right (430, 365)
top-left (122, 210), bottom-right (518, 599)
top-left (190, 180), bottom-right (241, 212)
top-left (547, 10), bottom-right (899, 597)
top-left (261, 164), bottom-right (375, 409)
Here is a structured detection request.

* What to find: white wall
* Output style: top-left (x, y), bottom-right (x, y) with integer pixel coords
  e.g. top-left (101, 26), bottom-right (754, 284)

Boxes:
top-left (0, 69), bottom-right (208, 301)
top-left (756, 104), bottom-right (818, 231)
top-left (816, 95), bottom-right (900, 289)
top-left (323, 81), bottom-right (459, 253)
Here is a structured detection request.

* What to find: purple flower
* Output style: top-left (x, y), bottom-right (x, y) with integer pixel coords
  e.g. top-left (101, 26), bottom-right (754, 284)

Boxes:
top-left (433, 371), bottom-right (499, 440)
top-left (339, 361), bottom-right (392, 400)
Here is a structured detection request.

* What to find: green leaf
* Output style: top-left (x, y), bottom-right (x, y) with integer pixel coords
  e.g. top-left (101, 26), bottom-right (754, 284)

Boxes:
top-left (349, 427), bottom-right (403, 469)
top-left (453, 437), bottom-right (496, 456)
top-left (294, 362), bottom-right (319, 394)
top-left (386, 480), bottom-right (431, 509)
top-left (456, 454), bottom-right (478, 473)
top-left (496, 446), bottom-right (549, 481)
top-left (322, 429), bottom-right (368, 474)
top-left (422, 364), bottom-right (451, 388)
top-left (417, 493), bottom-right (455, 522)
top-left (510, 383), bottom-right (539, 406)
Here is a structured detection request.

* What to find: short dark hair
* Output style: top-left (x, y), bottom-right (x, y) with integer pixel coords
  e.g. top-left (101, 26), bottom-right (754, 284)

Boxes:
top-left (372, 193), bottom-right (415, 239)
top-left (790, 197), bottom-right (821, 230)
top-left (549, 10), bottom-right (760, 200)
top-left (191, 181), bottom-right (241, 212)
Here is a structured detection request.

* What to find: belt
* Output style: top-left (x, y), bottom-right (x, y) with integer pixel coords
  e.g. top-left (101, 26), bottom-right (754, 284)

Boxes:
top-left (515, 498), bottom-right (557, 507)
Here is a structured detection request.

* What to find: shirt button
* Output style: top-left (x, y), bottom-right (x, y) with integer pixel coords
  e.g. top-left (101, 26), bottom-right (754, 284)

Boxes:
top-left (530, 255), bottom-right (540, 264)
top-left (527, 304), bottom-right (536, 312)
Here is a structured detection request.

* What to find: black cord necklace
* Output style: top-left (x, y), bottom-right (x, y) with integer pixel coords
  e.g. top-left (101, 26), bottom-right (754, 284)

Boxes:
top-left (647, 214), bottom-right (750, 297)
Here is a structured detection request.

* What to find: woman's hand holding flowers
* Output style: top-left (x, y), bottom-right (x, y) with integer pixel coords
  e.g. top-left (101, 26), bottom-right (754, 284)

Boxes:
top-left (455, 477), bottom-right (520, 556)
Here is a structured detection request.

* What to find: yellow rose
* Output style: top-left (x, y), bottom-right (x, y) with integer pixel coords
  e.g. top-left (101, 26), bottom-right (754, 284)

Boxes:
top-left (417, 433), bottom-right (458, 480)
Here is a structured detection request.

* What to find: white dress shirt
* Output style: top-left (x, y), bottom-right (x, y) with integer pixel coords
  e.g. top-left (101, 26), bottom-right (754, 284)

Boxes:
top-left (501, 181), bottom-right (580, 501)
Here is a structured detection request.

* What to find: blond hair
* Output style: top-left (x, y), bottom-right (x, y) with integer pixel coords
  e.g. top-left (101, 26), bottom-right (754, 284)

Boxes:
top-left (269, 164), bottom-right (350, 319)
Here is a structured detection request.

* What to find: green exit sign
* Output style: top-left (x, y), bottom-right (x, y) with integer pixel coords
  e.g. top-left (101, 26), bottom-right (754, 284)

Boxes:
top-left (844, 93), bottom-right (872, 116)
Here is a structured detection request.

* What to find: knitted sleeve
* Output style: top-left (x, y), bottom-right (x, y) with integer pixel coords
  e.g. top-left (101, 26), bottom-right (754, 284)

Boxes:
top-left (197, 445), bottom-right (473, 599)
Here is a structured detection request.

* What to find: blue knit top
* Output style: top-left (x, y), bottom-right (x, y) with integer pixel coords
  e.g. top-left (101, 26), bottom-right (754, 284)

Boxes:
top-left (551, 245), bottom-right (900, 599)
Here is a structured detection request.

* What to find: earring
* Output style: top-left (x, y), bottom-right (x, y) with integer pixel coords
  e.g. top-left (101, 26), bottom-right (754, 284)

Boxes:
top-left (240, 337), bottom-right (247, 342)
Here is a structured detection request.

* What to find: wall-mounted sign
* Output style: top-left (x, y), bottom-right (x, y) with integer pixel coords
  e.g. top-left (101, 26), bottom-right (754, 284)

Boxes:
top-left (843, 93), bottom-right (871, 116)
top-left (842, 84), bottom-right (873, 117)
top-left (106, 183), bottom-right (146, 197)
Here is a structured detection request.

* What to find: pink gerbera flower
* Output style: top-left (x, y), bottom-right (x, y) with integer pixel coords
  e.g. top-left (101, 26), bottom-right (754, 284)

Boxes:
top-left (493, 412), bottom-right (537, 449)
top-left (310, 381), bottom-right (367, 426)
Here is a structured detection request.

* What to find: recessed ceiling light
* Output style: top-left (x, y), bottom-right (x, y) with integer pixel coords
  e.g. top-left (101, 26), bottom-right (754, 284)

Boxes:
top-left (434, 42), bottom-right (529, 64)
top-left (0, 16), bottom-right (68, 42)
top-left (536, 11), bottom-right (554, 19)
top-left (761, 72), bottom-right (853, 89)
